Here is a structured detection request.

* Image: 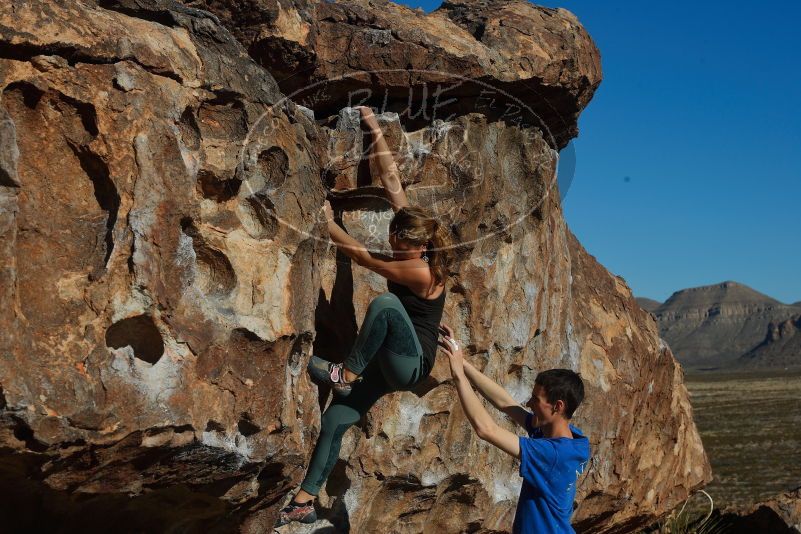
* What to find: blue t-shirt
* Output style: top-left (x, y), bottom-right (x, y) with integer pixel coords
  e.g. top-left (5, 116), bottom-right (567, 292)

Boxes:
top-left (513, 413), bottom-right (590, 534)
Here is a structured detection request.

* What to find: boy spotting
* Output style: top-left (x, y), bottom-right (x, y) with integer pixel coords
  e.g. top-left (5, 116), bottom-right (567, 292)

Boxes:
top-left (438, 324), bottom-right (590, 534)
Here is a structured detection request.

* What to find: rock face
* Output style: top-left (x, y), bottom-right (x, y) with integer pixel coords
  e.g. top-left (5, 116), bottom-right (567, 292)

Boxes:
top-left (650, 282), bottom-right (801, 369)
top-left (0, 1), bottom-right (708, 533)
top-left (186, 0), bottom-right (602, 149)
top-left (716, 487), bottom-right (801, 533)
top-left (0, 0), bottom-right (327, 528)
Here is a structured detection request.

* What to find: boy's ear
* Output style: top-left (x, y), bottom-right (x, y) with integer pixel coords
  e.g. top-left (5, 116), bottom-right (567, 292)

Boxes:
top-left (554, 399), bottom-right (567, 416)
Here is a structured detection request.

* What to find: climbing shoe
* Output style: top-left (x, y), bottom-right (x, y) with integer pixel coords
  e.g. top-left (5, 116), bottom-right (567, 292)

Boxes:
top-left (275, 499), bottom-right (317, 527)
top-left (307, 355), bottom-right (361, 397)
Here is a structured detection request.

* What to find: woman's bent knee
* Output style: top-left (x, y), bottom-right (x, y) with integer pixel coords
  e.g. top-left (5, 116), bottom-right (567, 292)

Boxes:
top-left (320, 404), bottom-right (360, 434)
top-left (320, 412), bottom-right (337, 434)
top-left (369, 292), bottom-right (401, 310)
top-left (320, 410), bottom-right (346, 434)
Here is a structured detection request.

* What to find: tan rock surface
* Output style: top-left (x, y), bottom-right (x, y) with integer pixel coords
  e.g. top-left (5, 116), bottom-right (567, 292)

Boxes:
top-left (188, 0), bottom-right (602, 149)
top-left (295, 110), bottom-right (710, 533)
top-left (0, 1), bottom-right (708, 532)
top-left (0, 0), bottom-right (326, 526)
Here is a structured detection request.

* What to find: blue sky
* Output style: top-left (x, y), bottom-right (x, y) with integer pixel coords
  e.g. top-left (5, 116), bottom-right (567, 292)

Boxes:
top-left (396, 0), bottom-right (801, 304)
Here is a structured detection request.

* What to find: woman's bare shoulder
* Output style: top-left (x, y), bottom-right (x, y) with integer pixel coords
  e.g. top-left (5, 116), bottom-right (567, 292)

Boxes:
top-left (418, 282), bottom-right (446, 300)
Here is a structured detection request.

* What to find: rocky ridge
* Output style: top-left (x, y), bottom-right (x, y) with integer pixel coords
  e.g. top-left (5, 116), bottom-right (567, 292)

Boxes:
top-left (740, 314), bottom-right (801, 368)
top-left (0, 0), bottom-right (708, 532)
top-left (715, 487), bottom-right (801, 533)
top-left (642, 282), bottom-right (801, 369)
top-left (635, 297), bottom-right (661, 313)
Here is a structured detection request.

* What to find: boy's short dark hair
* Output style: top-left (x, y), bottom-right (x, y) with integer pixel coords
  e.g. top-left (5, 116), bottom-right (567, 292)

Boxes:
top-left (535, 369), bottom-right (585, 419)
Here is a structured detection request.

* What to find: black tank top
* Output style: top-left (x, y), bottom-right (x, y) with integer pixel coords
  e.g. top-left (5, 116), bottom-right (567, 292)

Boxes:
top-left (387, 280), bottom-right (446, 377)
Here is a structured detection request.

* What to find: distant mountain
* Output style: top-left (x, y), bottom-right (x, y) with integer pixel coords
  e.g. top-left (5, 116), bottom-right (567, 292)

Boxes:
top-left (636, 297), bottom-right (662, 313)
top-left (739, 314), bottom-right (801, 368)
top-left (647, 281), bottom-right (801, 369)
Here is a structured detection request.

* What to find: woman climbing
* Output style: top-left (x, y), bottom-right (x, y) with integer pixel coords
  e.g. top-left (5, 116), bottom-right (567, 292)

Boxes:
top-left (276, 106), bottom-right (451, 527)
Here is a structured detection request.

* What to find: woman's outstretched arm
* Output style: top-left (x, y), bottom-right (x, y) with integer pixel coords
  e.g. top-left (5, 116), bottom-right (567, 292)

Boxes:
top-left (325, 202), bottom-right (429, 290)
top-left (354, 106), bottom-right (409, 212)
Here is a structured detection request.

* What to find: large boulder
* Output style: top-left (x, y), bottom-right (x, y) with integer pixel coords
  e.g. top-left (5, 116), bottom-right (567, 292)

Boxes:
top-left (0, 0), bottom-right (709, 532)
top-left (0, 0), bottom-right (326, 528)
top-left (291, 109), bottom-right (710, 533)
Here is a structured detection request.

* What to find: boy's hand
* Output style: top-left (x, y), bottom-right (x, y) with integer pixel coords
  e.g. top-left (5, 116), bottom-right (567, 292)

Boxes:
top-left (322, 200), bottom-right (334, 222)
top-left (438, 323), bottom-right (455, 340)
top-left (437, 324), bottom-right (464, 379)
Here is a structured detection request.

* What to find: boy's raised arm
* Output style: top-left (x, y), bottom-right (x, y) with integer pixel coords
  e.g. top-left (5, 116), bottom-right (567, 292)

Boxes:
top-left (439, 324), bottom-right (531, 431)
top-left (440, 336), bottom-right (521, 459)
top-left (463, 360), bottom-right (531, 430)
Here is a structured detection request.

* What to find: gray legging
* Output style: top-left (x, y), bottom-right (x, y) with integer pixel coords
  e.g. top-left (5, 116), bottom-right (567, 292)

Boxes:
top-left (300, 292), bottom-right (424, 496)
